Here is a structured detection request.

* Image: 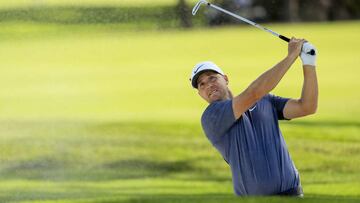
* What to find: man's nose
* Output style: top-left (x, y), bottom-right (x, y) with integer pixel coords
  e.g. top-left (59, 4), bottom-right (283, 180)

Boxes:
top-left (205, 81), bottom-right (215, 90)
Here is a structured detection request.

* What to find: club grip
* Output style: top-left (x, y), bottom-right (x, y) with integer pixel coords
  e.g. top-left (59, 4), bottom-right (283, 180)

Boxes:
top-left (279, 35), bottom-right (290, 42)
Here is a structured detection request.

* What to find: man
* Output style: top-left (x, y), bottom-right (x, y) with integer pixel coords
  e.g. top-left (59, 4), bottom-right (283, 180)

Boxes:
top-left (190, 38), bottom-right (318, 196)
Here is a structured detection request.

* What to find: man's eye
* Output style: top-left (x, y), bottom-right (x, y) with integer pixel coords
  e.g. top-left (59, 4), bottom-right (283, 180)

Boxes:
top-left (210, 76), bottom-right (217, 81)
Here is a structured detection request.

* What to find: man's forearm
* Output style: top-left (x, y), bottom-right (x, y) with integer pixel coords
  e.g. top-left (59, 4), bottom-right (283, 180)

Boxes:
top-left (247, 54), bottom-right (297, 99)
top-left (299, 65), bottom-right (318, 113)
top-left (231, 38), bottom-right (304, 119)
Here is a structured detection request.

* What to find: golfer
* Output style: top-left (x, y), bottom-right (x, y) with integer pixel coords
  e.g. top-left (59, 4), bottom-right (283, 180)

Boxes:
top-left (190, 38), bottom-right (318, 196)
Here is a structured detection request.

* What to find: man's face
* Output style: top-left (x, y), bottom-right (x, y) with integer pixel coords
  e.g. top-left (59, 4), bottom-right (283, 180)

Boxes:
top-left (197, 71), bottom-right (229, 103)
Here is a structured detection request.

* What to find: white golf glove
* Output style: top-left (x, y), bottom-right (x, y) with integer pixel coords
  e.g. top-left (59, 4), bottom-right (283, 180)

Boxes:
top-left (300, 42), bottom-right (317, 67)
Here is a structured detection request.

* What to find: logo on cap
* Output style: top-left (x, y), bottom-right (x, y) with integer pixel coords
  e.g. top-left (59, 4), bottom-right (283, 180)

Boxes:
top-left (193, 64), bottom-right (205, 74)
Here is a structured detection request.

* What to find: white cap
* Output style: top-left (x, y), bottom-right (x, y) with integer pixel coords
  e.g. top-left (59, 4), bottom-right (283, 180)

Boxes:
top-left (190, 61), bottom-right (224, 88)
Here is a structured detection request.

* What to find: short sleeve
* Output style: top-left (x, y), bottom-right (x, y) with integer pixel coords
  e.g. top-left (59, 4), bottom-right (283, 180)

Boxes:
top-left (201, 100), bottom-right (236, 139)
top-left (268, 94), bottom-right (290, 120)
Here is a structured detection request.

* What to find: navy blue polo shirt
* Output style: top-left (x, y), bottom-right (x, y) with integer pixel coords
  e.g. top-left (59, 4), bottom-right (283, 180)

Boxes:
top-left (201, 94), bottom-right (300, 196)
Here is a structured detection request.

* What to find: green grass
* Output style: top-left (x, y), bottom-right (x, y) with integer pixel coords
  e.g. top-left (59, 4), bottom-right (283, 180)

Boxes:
top-left (0, 21), bottom-right (359, 202)
top-left (0, 0), bottom-right (201, 28)
top-left (0, 21), bottom-right (359, 121)
top-left (0, 0), bottom-right (198, 8)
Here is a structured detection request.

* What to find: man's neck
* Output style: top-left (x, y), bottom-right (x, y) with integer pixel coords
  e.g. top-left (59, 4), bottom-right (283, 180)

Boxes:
top-left (227, 89), bottom-right (233, 99)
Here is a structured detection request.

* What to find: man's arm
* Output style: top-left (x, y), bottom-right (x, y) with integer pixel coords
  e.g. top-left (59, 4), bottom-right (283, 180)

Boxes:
top-left (232, 38), bottom-right (304, 119)
top-left (283, 42), bottom-right (318, 119)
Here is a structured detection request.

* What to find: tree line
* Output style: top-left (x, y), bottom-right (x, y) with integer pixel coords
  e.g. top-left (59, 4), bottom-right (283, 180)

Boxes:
top-left (177, 0), bottom-right (360, 28)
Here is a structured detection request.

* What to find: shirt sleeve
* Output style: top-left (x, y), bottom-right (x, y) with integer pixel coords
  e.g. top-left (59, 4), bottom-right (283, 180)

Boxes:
top-left (268, 94), bottom-right (290, 120)
top-left (201, 100), bottom-right (236, 139)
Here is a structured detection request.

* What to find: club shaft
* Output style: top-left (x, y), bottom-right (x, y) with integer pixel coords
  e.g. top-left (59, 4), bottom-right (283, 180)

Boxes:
top-left (208, 3), bottom-right (290, 42)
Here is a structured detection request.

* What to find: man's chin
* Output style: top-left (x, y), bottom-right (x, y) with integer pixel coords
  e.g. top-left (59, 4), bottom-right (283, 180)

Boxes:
top-left (209, 95), bottom-right (222, 103)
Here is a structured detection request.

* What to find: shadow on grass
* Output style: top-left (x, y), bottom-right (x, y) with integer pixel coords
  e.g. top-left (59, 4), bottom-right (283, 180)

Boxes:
top-left (126, 194), bottom-right (360, 203)
top-left (104, 159), bottom-right (193, 172)
top-left (0, 120), bottom-right (358, 183)
top-left (84, 193), bottom-right (360, 203)
top-left (0, 157), bottom-right (228, 182)
top-left (2, 193), bottom-right (360, 203)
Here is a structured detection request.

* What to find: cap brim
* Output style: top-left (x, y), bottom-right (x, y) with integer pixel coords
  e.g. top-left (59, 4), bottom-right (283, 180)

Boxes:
top-left (192, 70), bottom-right (219, 89)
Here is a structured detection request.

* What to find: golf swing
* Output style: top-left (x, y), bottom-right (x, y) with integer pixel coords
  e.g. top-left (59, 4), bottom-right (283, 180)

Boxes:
top-left (192, 0), bottom-right (316, 55)
top-left (190, 2), bottom-right (318, 197)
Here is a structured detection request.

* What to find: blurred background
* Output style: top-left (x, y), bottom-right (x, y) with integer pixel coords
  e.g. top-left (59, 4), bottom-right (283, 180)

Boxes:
top-left (1, 0), bottom-right (360, 28)
top-left (0, 0), bottom-right (359, 202)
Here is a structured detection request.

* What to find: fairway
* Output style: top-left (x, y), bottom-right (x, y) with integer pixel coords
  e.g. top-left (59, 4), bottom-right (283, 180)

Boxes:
top-left (0, 20), bottom-right (359, 202)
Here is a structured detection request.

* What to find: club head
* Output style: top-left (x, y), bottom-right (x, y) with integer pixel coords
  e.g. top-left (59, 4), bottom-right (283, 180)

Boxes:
top-left (192, 0), bottom-right (209, 16)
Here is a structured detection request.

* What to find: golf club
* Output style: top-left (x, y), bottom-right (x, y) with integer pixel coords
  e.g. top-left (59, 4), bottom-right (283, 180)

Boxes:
top-left (192, 0), bottom-right (315, 55)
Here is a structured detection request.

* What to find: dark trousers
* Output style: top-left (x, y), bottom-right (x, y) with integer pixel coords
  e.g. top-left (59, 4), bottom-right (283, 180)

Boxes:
top-left (276, 186), bottom-right (304, 197)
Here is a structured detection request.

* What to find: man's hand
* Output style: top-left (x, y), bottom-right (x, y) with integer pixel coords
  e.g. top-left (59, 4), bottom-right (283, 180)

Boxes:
top-left (301, 42), bottom-right (317, 67)
top-left (287, 37), bottom-right (305, 60)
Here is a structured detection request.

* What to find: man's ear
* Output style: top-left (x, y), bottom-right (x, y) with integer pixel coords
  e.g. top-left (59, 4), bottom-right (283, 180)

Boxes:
top-left (223, 75), bottom-right (229, 85)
